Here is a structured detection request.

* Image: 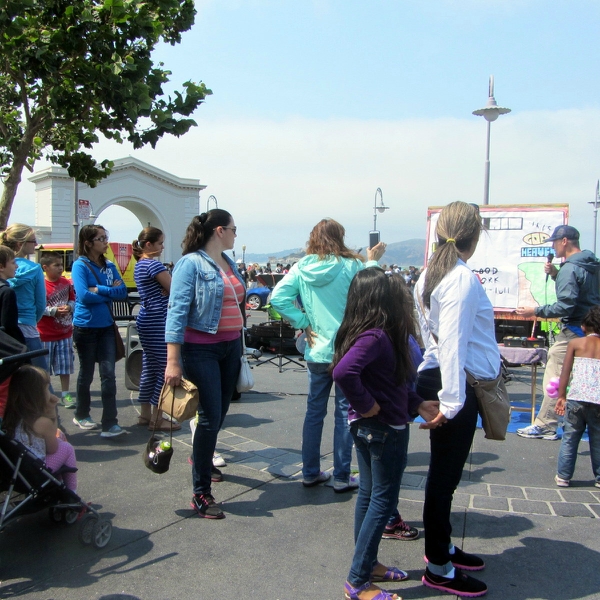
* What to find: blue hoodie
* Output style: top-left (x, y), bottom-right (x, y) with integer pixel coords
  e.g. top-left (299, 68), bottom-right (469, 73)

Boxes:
top-left (71, 257), bottom-right (127, 328)
top-left (9, 257), bottom-right (46, 327)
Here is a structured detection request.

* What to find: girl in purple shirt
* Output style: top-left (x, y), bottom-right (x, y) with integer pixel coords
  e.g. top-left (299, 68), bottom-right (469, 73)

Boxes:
top-left (332, 269), bottom-right (438, 600)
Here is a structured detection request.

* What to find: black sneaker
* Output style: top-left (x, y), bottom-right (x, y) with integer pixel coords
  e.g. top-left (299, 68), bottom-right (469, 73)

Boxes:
top-left (451, 547), bottom-right (485, 571)
top-left (211, 466), bottom-right (224, 482)
top-left (422, 568), bottom-right (487, 597)
top-left (382, 516), bottom-right (419, 541)
top-left (190, 493), bottom-right (225, 519)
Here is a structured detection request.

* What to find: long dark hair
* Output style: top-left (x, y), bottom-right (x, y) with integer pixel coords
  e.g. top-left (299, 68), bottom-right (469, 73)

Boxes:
top-left (2, 365), bottom-right (50, 440)
top-left (332, 269), bottom-right (416, 385)
top-left (181, 209), bottom-right (232, 255)
top-left (306, 219), bottom-right (364, 261)
top-left (133, 227), bottom-right (163, 260)
top-left (78, 224), bottom-right (108, 267)
top-left (422, 201), bottom-right (481, 308)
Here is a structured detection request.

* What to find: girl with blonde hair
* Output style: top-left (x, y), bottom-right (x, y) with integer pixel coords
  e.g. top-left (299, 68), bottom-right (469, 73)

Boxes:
top-left (415, 201), bottom-right (500, 597)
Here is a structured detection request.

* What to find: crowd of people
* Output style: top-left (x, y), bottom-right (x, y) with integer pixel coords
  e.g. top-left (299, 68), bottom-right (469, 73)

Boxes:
top-left (0, 203), bottom-right (599, 599)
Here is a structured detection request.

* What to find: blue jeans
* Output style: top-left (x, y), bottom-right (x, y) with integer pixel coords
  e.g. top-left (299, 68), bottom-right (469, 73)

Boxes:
top-left (348, 418), bottom-right (409, 587)
top-left (557, 400), bottom-right (600, 484)
top-left (418, 367), bottom-right (479, 572)
top-left (303, 362), bottom-right (353, 483)
top-left (73, 326), bottom-right (118, 432)
top-left (182, 338), bottom-right (241, 495)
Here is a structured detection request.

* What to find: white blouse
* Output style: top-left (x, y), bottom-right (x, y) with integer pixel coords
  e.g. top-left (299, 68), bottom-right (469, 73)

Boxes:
top-left (414, 260), bottom-right (500, 419)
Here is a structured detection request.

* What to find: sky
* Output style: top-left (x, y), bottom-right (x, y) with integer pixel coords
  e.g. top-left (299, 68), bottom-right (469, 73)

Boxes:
top-left (10, 0), bottom-right (600, 255)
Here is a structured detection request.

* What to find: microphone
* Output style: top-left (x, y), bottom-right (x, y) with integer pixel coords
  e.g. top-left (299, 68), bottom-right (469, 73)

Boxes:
top-left (546, 252), bottom-right (554, 282)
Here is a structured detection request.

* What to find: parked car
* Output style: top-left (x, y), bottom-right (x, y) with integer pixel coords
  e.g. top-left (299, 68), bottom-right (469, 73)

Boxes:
top-left (246, 286), bottom-right (271, 310)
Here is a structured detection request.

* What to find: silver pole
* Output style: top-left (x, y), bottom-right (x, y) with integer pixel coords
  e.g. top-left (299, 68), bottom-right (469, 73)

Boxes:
top-left (73, 179), bottom-right (79, 260)
top-left (484, 120), bottom-right (491, 205)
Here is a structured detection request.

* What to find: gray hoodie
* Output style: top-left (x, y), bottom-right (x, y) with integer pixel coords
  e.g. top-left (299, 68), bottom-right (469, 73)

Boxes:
top-left (535, 249), bottom-right (600, 326)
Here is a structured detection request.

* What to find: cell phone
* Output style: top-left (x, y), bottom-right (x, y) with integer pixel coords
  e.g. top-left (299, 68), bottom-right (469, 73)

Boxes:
top-left (369, 230), bottom-right (380, 248)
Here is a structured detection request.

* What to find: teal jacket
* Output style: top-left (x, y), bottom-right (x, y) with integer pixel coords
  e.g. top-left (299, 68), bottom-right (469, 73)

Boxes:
top-left (9, 257), bottom-right (46, 326)
top-left (270, 254), bottom-right (376, 363)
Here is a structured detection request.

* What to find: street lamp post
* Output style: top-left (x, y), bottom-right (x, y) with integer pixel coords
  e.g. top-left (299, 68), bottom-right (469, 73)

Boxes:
top-left (207, 195), bottom-right (218, 212)
top-left (372, 187), bottom-right (390, 232)
top-left (589, 180), bottom-right (600, 255)
top-left (242, 244), bottom-right (246, 264)
top-left (472, 76), bottom-right (511, 205)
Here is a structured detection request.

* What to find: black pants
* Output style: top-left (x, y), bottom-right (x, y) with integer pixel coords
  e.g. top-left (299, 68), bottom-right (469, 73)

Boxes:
top-left (417, 367), bottom-right (479, 568)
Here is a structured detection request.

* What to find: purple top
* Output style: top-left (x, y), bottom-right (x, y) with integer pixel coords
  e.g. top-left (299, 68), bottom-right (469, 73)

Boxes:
top-left (333, 328), bottom-right (424, 427)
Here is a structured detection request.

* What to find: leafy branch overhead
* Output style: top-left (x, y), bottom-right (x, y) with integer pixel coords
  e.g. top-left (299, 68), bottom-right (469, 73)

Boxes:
top-left (0, 0), bottom-right (211, 227)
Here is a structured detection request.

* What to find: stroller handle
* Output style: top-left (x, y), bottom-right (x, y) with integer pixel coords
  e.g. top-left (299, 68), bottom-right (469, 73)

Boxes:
top-left (0, 348), bottom-right (49, 365)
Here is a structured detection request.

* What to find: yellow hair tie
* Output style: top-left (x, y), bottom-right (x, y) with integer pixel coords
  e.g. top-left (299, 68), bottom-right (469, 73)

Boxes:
top-left (446, 238), bottom-right (456, 244)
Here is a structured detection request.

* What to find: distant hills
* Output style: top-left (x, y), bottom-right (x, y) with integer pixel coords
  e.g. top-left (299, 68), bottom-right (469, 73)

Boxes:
top-left (244, 239), bottom-right (426, 268)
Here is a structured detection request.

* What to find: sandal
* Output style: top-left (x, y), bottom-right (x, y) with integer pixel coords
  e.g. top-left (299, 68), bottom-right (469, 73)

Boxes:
top-left (344, 581), bottom-right (400, 600)
top-left (148, 418), bottom-right (182, 432)
top-left (137, 417), bottom-right (151, 426)
top-left (371, 566), bottom-right (409, 582)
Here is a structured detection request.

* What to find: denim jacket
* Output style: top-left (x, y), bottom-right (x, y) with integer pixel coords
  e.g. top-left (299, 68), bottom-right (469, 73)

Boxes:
top-left (165, 250), bottom-right (244, 344)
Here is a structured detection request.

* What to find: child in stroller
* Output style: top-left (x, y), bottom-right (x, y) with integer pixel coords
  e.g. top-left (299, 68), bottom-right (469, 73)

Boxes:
top-left (3, 365), bottom-right (78, 491)
top-left (0, 331), bottom-right (112, 548)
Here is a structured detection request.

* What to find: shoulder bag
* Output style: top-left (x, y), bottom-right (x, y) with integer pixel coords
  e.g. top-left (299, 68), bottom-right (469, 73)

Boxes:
top-left (237, 333), bottom-right (254, 393)
top-left (465, 370), bottom-right (511, 441)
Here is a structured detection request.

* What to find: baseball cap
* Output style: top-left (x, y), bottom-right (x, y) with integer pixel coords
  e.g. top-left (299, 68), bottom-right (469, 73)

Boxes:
top-left (546, 225), bottom-right (580, 243)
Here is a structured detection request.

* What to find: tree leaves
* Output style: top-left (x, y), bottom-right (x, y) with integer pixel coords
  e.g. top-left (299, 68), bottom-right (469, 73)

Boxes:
top-left (0, 0), bottom-right (212, 228)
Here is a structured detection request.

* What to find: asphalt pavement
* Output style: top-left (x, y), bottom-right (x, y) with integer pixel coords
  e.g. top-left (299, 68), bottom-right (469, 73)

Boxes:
top-left (1, 319), bottom-right (599, 600)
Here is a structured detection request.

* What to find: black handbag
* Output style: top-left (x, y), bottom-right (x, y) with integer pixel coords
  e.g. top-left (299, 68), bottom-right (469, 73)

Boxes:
top-left (143, 388), bottom-right (176, 474)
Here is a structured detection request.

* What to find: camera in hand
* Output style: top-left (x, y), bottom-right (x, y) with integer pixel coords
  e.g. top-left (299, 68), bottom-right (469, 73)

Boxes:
top-left (369, 230), bottom-right (380, 248)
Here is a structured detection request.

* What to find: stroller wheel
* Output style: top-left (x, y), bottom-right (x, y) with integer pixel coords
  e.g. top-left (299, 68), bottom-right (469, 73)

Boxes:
top-left (79, 514), bottom-right (96, 545)
top-left (49, 507), bottom-right (63, 523)
top-left (92, 519), bottom-right (112, 549)
top-left (64, 509), bottom-right (79, 525)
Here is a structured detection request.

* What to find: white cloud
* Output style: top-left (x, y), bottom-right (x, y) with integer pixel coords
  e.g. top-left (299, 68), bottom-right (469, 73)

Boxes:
top-left (12, 107), bottom-right (600, 255)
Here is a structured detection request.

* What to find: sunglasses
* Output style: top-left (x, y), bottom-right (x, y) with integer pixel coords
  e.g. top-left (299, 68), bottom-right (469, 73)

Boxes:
top-left (93, 236), bottom-right (109, 242)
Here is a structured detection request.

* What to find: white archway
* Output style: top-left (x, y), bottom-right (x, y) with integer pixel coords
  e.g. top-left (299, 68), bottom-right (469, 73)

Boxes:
top-left (29, 157), bottom-right (206, 263)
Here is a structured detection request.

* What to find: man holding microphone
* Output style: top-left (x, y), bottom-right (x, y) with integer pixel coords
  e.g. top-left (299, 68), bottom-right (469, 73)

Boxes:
top-left (516, 225), bottom-right (600, 440)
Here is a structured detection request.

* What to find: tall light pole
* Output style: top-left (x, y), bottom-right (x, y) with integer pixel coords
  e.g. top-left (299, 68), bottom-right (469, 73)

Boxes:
top-left (372, 187), bottom-right (389, 231)
top-left (589, 180), bottom-right (600, 255)
top-left (207, 195), bottom-right (218, 211)
top-left (472, 76), bottom-right (511, 205)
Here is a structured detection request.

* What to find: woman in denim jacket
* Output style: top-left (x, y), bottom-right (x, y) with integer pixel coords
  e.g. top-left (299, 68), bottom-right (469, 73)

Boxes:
top-left (165, 209), bottom-right (245, 520)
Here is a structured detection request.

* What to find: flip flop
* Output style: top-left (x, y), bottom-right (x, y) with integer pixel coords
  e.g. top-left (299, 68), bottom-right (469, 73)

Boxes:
top-left (371, 566), bottom-right (409, 582)
top-left (344, 581), bottom-right (400, 600)
top-left (148, 418), bottom-right (182, 432)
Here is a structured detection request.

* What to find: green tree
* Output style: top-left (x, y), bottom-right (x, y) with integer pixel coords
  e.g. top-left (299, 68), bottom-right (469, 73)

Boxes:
top-left (0, 0), bottom-right (211, 228)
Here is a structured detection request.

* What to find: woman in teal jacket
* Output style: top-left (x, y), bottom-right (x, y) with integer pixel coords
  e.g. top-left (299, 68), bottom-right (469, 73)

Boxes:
top-left (1, 223), bottom-right (47, 370)
top-left (270, 219), bottom-right (384, 492)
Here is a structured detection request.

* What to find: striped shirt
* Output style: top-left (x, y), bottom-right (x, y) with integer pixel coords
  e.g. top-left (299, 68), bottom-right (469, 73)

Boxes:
top-left (184, 269), bottom-right (245, 344)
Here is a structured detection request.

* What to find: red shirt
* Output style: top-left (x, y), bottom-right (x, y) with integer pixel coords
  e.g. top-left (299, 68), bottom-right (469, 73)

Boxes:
top-left (37, 276), bottom-right (75, 342)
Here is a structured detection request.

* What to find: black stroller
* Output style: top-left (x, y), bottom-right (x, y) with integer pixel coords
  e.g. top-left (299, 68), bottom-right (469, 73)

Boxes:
top-left (0, 332), bottom-right (112, 549)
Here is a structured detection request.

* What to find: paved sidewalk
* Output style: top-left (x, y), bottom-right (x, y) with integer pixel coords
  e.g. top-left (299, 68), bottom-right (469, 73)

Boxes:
top-left (1, 333), bottom-right (600, 599)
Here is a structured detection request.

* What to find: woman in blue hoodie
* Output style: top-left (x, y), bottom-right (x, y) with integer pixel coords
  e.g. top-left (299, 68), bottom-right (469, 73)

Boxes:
top-left (71, 225), bottom-right (127, 437)
top-left (270, 219), bottom-right (385, 492)
top-left (1, 224), bottom-right (47, 369)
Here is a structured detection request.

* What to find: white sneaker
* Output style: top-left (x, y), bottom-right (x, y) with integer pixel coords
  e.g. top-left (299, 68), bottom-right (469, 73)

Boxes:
top-left (100, 425), bottom-right (125, 438)
top-left (333, 475), bottom-right (360, 494)
top-left (555, 474), bottom-right (570, 487)
top-left (213, 453), bottom-right (226, 467)
top-left (517, 424), bottom-right (559, 440)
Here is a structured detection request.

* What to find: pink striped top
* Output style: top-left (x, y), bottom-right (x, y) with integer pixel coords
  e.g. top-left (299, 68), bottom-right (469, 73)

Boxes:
top-left (184, 269), bottom-right (245, 344)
